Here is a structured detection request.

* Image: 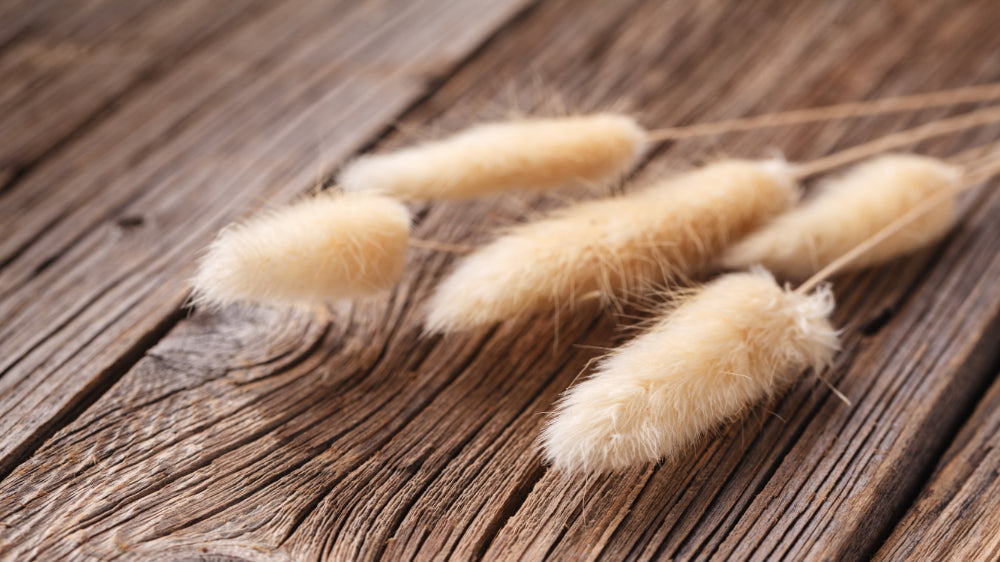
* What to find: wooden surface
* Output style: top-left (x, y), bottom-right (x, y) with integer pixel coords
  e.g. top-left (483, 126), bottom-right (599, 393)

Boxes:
top-left (2, 0), bottom-right (1000, 560)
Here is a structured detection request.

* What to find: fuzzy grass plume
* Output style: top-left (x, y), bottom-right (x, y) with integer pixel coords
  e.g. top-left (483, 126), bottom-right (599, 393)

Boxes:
top-left (339, 114), bottom-right (646, 200)
top-left (425, 159), bottom-right (799, 332)
top-left (192, 191), bottom-right (410, 308)
top-left (541, 269), bottom-right (840, 473)
top-left (722, 154), bottom-right (962, 278)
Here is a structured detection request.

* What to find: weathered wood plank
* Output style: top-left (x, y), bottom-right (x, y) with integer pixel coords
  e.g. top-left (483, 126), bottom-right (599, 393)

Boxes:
top-left (0, 0), bottom-right (271, 189)
top-left (0, 0), bottom-right (70, 50)
top-left (3, 0), bottom-right (1000, 560)
top-left (0, 0), bottom-right (534, 475)
top-left (873, 367), bottom-right (1000, 561)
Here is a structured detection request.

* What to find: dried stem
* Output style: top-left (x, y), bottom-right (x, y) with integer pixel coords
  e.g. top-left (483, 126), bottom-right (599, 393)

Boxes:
top-left (793, 104), bottom-right (1000, 179)
top-left (408, 238), bottom-right (476, 254)
top-left (645, 81), bottom-right (1000, 141)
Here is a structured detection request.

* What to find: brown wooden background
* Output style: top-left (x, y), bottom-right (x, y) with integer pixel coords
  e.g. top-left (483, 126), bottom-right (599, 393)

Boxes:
top-left (2, 0), bottom-right (1000, 560)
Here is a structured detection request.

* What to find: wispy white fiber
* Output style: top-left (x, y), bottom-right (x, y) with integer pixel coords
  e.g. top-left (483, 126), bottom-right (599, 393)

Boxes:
top-left (722, 154), bottom-right (961, 278)
top-left (192, 191), bottom-right (410, 308)
top-left (425, 159), bottom-right (799, 332)
top-left (541, 270), bottom-right (840, 473)
top-left (339, 114), bottom-right (647, 200)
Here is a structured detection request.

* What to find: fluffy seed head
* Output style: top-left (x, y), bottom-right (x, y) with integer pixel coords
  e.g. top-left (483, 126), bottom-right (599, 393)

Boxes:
top-left (722, 154), bottom-right (961, 278)
top-left (192, 191), bottom-right (410, 308)
top-left (339, 114), bottom-right (647, 200)
top-left (541, 270), bottom-right (839, 473)
top-left (425, 159), bottom-right (799, 332)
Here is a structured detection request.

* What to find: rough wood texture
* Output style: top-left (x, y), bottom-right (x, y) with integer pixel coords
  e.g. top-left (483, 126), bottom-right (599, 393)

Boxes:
top-left (0, 0), bottom-right (270, 189)
top-left (2, 0), bottom-right (1000, 560)
top-left (0, 0), bottom-right (533, 476)
top-left (875, 368), bottom-right (1000, 561)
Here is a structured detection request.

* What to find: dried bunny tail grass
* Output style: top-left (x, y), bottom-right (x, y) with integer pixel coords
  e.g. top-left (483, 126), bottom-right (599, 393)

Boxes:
top-left (541, 269), bottom-right (840, 473)
top-left (339, 114), bottom-right (647, 200)
top-left (191, 191), bottom-right (410, 308)
top-left (721, 154), bottom-right (962, 279)
top-left (425, 159), bottom-right (799, 333)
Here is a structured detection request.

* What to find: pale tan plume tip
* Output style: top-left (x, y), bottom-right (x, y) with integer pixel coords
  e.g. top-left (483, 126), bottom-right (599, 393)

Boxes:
top-left (191, 191), bottom-right (411, 309)
top-left (541, 269), bottom-right (839, 473)
top-left (722, 154), bottom-right (962, 279)
top-left (338, 114), bottom-right (647, 200)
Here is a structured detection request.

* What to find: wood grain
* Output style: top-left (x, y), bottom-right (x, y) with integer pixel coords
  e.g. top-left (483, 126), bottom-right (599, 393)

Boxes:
top-left (2, 0), bottom-right (1000, 560)
top-left (874, 368), bottom-right (1000, 561)
top-left (0, 0), bottom-right (270, 190)
top-left (0, 0), bottom-right (533, 476)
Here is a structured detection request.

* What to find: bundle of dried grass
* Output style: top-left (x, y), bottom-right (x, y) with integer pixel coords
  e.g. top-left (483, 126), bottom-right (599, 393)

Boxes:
top-left (541, 149), bottom-right (1000, 474)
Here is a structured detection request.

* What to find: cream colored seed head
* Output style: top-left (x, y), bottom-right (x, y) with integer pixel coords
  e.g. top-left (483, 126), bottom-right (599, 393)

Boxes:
top-left (541, 269), bottom-right (840, 473)
top-left (425, 159), bottom-right (799, 333)
top-left (339, 114), bottom-right (647, 200)
top-left (722, 154), bottom-right (961, 278)
top-left (191, 191), bottom-right (410, 308)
